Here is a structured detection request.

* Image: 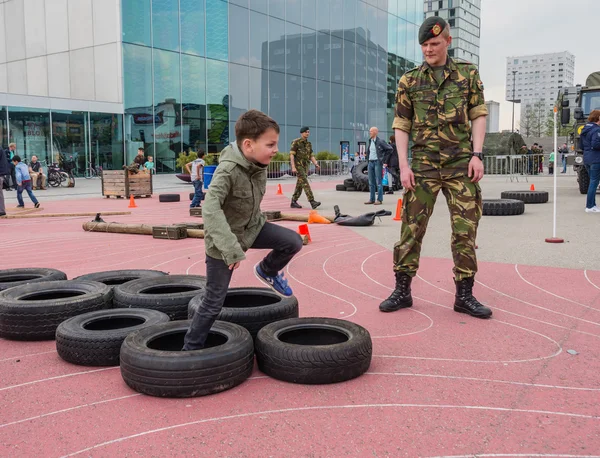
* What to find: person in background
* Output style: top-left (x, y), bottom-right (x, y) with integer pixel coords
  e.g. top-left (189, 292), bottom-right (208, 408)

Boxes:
top-left (12, 155), bottom-right (40, 209)
top-left (0, 146), bottom-right (8, 216)
top-left (559, 143), bottom-right (568, 173)
top-left (186, 150), bottom-right (206, 208)
top-left (29, 156), bottom-right (46, 190)
top-left (579, 109), bottom-right (600, 213)
top-left (7, 143), bottom-right (17, 190)
top-left (364, 126), bottom-right (392, 205)
top-left (384, 134), bottom-right (402, 194)
top-left (548, 150), bottom-right (554, 175)
top-left (290, 127), bottom-right (321, 210)
top-left (144, 156), bottom-right (156, 174)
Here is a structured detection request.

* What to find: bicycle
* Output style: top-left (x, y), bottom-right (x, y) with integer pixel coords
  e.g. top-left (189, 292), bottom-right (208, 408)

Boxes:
top-left (84, 163), bottom-right (103, 179)
top-left (47, 163), bottom-right (71, 188)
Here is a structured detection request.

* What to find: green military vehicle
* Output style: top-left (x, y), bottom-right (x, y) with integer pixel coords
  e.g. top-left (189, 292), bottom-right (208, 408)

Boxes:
top-left (561, 71), bottom-right (600, 193)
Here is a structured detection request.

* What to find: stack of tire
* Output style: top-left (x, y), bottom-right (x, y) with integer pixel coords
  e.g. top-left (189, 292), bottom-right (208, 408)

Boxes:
top-left (482, 190), bottom-right (549, 216)
top-left (0, 268), bottom-right (373, 398)
top-left (336, 162), bottom-right (389, 192)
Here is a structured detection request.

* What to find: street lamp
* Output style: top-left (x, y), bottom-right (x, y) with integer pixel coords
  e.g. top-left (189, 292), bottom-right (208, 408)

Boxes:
top-left (511, 70), bottom-right (518, 132)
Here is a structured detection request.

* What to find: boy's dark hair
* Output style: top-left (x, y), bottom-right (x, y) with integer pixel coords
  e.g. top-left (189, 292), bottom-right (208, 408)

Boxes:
top-left (198, 150), bottom-right (206, 158)
top-left (138, 147), bottom-right (144, 152)
top-left (389, 135), bottom-right (395, 143)
top-left (12, 155), bottom-right (21, 162)
top-left (235, 110), bottom-right (279, 150)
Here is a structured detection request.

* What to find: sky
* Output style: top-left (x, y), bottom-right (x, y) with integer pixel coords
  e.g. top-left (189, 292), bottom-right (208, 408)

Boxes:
top-left (478, 0), bottom-right (598, 131)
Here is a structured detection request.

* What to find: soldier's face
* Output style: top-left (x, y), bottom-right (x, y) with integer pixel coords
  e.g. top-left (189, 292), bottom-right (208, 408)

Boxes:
top-left (243, 128), bottom-right (279, 165)
top-left (421, 34), bottom-right (451, 67)
top-left (301, 131), bottom-right (310, 139)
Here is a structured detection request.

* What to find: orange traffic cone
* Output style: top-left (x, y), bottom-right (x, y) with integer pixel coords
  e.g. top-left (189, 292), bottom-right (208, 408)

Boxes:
top-left (276, 184), bottom-right (283, 195)
top-left (308, 210), bottom-right (331, 224)
top-left (393, 198), bottom-right (403, 221)
top-left (298, 223), bottom-right (312, 242)
top-left (128, 195), bottom-right (137, 208)
top-left (530, 184), bottom-right (535, 191)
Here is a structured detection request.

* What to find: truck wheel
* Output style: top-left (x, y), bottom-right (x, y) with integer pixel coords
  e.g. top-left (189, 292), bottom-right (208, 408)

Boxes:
top-left (578, 167), bottom-right (590, 195)
top-left (120, 320), bottom-right (254, 397)
top-left (351, 162), bottom-right (369, 192)
top-left (482, 199), bottom-right (525, 216)
top-left (500, 190), bottom-right (548, 204)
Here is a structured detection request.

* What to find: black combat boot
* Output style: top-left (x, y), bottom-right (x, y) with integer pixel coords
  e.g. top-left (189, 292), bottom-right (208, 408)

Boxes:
top-left (379, 272), bottom-right (413, 312)
top-left (310, 200), bottom-right (321, 209)
top-left (453, 277), bottom-right (492, 319)
top-left (291, 200), bottom-right (302, 209)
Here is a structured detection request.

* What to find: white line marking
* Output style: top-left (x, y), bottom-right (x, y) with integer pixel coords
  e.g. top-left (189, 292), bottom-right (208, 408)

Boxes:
top-left (0, 367), bottom-right (117, 391)
top-left (60, 404), bottom-right (600, 457)
top-left (0, 350), bottom-right (57, 363)
top-left (321, 247), bottom-right (434, 338)
top-left (515, 264), bottom-right (597, 310)
top-left (584, 270), bottom-right (600, 291)
top-left (0, 394), bottom-right (141, 429)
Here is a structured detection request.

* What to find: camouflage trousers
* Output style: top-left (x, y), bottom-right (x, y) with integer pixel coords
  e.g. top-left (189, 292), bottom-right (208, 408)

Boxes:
top-left (292, 167), bottom-right (314, 202)
top-left (393, 174), bottom-right (482, 281)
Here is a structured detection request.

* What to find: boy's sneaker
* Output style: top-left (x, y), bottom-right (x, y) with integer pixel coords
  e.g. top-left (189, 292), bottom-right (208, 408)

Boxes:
top-left (16, 205), bottom-right (24, 208)
top-left (35, 203), bottom-right (40, 208)
top-left (254, 263), bottom-right (293, 297)
top-left (585, 206), bottom-right (600, 213)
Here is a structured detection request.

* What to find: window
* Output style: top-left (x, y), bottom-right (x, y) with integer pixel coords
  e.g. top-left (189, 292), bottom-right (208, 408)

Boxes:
top-left (206, 0), bottom-right (228, 61)
top-left (152, 0), bottom-right (179, 51)
top-left (229, 5), bottom-right (249, 65)
top-left (122, 0), bottom-right (151, 46)
top-left (206, 59), bottom-right (229, 152)
top-left (180, 0), bottom-right (205, 56)
top-left (123, 44), bottom-right (152, 111)
top-left (249, 11), bottom-right (268, 68)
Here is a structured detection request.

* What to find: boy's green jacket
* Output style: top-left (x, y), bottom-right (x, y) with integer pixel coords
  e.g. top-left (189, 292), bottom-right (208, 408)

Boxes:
top-left (203, 142), bottom-right (267, 265)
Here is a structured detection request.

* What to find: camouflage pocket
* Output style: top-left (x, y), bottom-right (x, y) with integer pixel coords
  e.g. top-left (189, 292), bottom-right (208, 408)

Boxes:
top-left (444, 92), bottom-right (468, 125)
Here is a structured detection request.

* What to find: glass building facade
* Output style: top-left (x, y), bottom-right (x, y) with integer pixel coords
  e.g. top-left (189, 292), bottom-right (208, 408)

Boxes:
top-left (121, 0), bottom-right (422, 172)
top-left (0, 0), bottom-right (422, 174)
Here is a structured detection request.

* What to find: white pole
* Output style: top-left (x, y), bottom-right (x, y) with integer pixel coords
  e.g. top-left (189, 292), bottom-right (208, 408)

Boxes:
top-left (553, 107), bottom-right (558, 238)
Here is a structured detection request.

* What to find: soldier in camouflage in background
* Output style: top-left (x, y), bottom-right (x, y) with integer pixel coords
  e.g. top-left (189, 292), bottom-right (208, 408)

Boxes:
top-left (290, 127), bottom-right (321, 209)
top-left (380, 17), bottom-right (493, 319)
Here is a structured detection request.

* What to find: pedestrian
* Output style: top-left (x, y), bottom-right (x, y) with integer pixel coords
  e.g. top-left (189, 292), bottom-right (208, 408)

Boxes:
top-left (579, 109), bottom-right (600, 213)
top-left (290, 127), bottom-right (321, 209)
top-left (559, 143), bottom-right (568, 173)
top-left (182, 110), bottom-right (303, 351)
top-left (380, 16), bottom-right (492, 319)
top-left (364, 127), bottom-right (393, 205)
top-left (12, 155), bottom-right (40, 209)
top-left (0, 146), bottom-right (9, 217)
top-left (186, 150), bottom-right (206, 208)
top-left (384, 134), bottom-right (402, 193)
top-left (7, 143), bottom-right (17, 190)
top-left (548, 151), bottom-right (554, 175)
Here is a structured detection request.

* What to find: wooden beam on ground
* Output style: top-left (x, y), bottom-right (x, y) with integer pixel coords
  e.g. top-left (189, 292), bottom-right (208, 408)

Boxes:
top-left (278, 212), bottom-right (335, 223)
top-left (2, 211), bottom-right (132, 219)
top-left (82, 221), bottom-right (204, 239)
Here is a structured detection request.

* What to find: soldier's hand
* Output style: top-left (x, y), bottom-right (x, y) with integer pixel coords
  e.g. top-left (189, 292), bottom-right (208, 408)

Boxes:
top-left (468, 157), bottom-right (484, 183)
top-left (291, 167), bottom-right (297, 174)
top-left (229, 262), bottom-right (241, 271)
top-left (315, 163), bottom-right (320, 169)
top-left (401, 167), bottom-right (415, 191)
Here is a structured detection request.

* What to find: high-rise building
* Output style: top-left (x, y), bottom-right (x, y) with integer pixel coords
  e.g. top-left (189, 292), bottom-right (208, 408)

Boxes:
top-left (485, 100), bottom-right (500, 133)
top-left (423, 0), bottom-right (481, 65)
top-left (0, 0), bottom-right (423, 175)
top-left (505, 51), bottom-right (575, 119)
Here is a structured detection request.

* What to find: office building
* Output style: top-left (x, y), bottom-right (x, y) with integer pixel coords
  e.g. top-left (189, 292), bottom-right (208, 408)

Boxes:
top-left (485, 100), bottom-right (499, 133)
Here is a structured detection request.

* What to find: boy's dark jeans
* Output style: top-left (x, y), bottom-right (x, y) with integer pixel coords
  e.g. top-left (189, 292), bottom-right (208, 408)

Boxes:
top-left (182, 222), bottom-right (303, 351)
top-left (190, 179), bottom-right (204, 207)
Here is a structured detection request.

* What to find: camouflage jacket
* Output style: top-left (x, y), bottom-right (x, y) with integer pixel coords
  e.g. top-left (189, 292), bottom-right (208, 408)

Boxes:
top-left (392, 57), bottom-right (488, 177)
top-left (290, 138), bottom-right (314, 169)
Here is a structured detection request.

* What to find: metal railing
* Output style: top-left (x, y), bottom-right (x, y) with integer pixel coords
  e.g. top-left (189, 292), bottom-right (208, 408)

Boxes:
top-left (483, 154), bottom-right (576, 180)
top-left (266, 160), bottom-right (346, 179)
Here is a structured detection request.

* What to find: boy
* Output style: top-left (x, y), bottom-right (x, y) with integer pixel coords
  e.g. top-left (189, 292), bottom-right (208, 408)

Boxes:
top-left (12, 156), bottom-right (40, 209)
top-left (185, 150), bottom-right (206, 208)
top-left (183, 110), bottom-right (303, 351)
top-left (144, 156), bottom-right (155, 174)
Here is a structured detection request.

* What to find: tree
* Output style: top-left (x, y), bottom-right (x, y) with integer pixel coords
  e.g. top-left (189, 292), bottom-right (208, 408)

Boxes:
top-left (519, 105), bottom-right (536, 137)
top-left (544, 108), bottom-right (573, 139)
top-left (532, 99), bottom-right (546, 137)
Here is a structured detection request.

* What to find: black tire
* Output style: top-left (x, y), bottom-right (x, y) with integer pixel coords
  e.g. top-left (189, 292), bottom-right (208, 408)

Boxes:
top-left (578, 167), bottom-right (590, 195)
top-left (74, 270), bottom-right (169, 293)
top-left (482, 199), bottom-right (525, 216)
top-left (120, 320), bottom-right (254, 397)
top-left (56, 308), bottom-right (170, 366)
top-left (159, 194), bottom-right (181, 203)
top-left (188, 288), bottom-right (299, 338)
top-left (0, 268), bottom-right (67, 291)
top-left (346, 187), bottom-right (357, 192)
top-left (113, 275), bottom-right (206, 320)
top-left (500, 190), bottom-right (549, 204)
top-left (343, 178), bottom-right (354, 188)
top-left (335, 184), bottom-right (346, 191)
top-left (189, 192), bottom-right (195, 201)
top-left (255, 317), bottom-right (372, 384)
top-left (0, 280), bottom-right (112, 340)
top-left (351, 162), bottom-right (369, 192)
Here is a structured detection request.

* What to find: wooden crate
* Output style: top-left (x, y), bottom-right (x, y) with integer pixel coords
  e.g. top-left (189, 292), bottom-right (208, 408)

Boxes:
top-left (152, 225), bottom-right (188, 240)
top-left (102, 170), bottom-right (153, 198)
top-left (189, 207), bottom-right (202, 217)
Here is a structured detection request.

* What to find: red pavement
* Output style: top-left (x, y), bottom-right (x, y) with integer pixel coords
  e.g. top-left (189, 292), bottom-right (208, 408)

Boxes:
top-left (1, 184), bottom-right (599, 457)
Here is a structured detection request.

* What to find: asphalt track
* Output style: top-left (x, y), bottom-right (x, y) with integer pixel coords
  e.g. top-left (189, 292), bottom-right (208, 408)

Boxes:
top-left (1, 182), bottom-right (599, 457)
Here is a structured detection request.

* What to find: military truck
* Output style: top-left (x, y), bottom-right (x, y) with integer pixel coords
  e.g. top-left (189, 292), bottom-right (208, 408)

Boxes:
top-left (561, 71), bottom-right (600, 193)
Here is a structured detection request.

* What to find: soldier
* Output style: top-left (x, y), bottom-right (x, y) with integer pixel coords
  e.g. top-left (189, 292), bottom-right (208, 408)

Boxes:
top-left (380, 17), bottom-right (492, 319)
top-left (290, 127), bottom-right (321, 209)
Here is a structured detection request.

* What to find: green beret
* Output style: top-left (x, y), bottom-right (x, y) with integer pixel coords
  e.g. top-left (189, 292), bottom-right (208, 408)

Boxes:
top-left (419, 17), bottom-right (448, 45)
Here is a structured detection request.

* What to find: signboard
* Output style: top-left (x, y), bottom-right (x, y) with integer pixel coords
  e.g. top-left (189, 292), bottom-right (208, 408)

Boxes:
top-left (358, 141), bottom-right (366, 162)
top-left (340, 141), bottom-right (349, 163)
